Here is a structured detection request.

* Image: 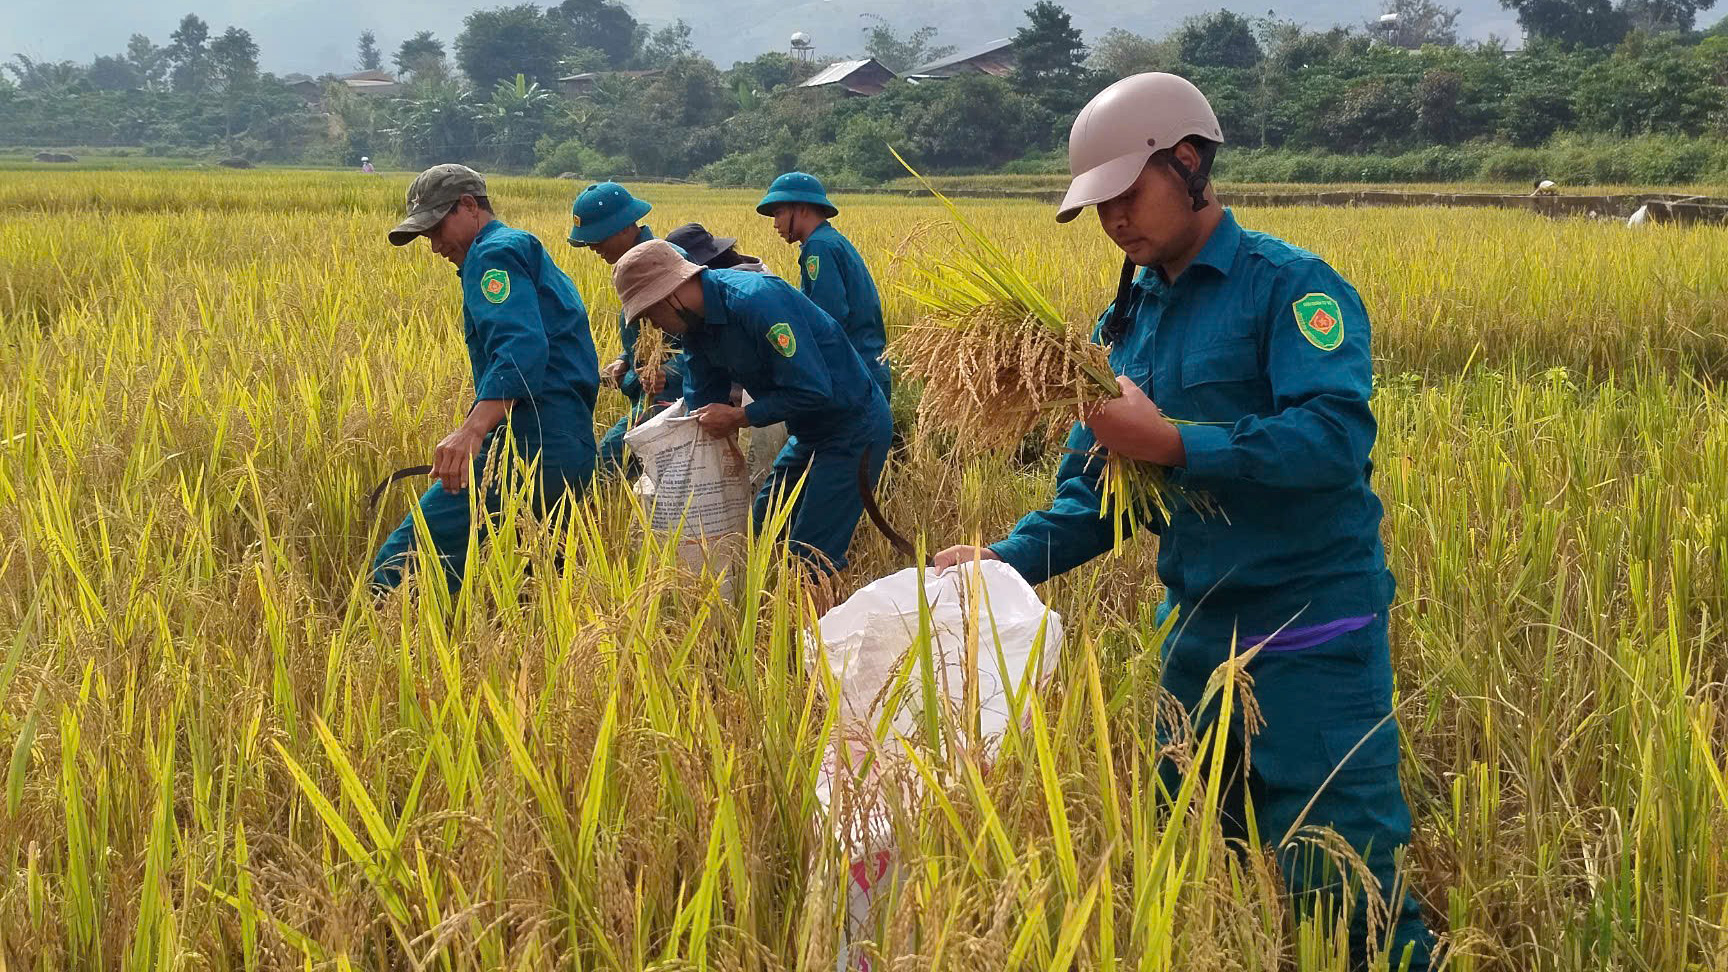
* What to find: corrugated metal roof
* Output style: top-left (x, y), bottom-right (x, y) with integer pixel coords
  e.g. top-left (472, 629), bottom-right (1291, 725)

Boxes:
top-left (911, 39), bottom-right (1014, 77)
top-left (801, 59), bottom-right (874, 88)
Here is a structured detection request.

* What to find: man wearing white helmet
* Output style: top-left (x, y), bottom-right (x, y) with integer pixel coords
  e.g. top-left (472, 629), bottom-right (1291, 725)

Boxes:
top-left (935, 73), bottom-right (1434, 968)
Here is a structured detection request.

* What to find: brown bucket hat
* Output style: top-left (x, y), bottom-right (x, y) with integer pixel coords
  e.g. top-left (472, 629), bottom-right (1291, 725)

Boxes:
top-left (612, 239), bottom-right (703, 321)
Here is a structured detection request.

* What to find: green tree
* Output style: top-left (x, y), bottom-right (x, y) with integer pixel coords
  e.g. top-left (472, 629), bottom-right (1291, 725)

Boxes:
top-left (209, 27), bottom-right (260, 154)
top-left (167, 13), bottom-right (212, 93)
top-left (391, 77), bottom-right (482, 164)
top-left (897, 73), bottom-right (1055, 168)
top-left (4, 56), bottom-right (85, 95)
top-left (357, 30), bottom-right (383, 72)
top-left (642, 20), bottom-right (695, 67)
top-left (1619, 0), bottom-right (1718, 30)
top-left (859, 15), bottom-right (956, 73)
top-left (1415, 68), bottom-right (1464, 141)
top-left (1326, 75), bottom-right (1418, 151)
top-left (1499, 0), bottom-right (1628, 47)
top-left (1088, 28), bottom-right (1174, 78)
top-left (1575, 31), bottom-right (1720, 133)
top-left (726, 52), bottom-right (817, 95)
top-left (1012, 1), bottom-right (1091, 117)
top-left (456, 4), bottom-right (568, 90)
top-left (87, 55), bottom-right (142, 91)
top-left (1497, 41), bottom-right (1586, 143)
top-left (480, 73), bottom-right (557, 168)
top-left (210, 27), bottom-right (259, 90)
top-left (126, 34), bottom-right (168, 90)
top-left (394, 32), bottom-right (448, 80)
top-left (549, 0), bottom-right (642, 68)
top-left (1176, 11), bottom-right (1263, 68)
top-left (1372, 0), bottom-right (1462, 47)
top-left (559, 47), bottom-right (610, 76)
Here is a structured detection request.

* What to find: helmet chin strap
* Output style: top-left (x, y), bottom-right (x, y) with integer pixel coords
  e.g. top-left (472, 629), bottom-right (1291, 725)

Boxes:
top-left (1163, 151), bottom-right (1214, 212)
top-left (1103, 255), bottom-right (1137, 344)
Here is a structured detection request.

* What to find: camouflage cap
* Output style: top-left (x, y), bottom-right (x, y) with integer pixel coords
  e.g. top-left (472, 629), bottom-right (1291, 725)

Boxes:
top-left (388, 163), bottom-right (488, 245)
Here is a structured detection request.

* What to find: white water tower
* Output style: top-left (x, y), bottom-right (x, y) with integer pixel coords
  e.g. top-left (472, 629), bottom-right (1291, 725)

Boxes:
top-left (790, 31), bottom-right (815, 61)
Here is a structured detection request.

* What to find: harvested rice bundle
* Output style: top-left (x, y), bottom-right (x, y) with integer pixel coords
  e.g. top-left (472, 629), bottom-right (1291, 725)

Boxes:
top-left (896, 258), bottom-right (1114, 452)
top-left (633, 322), bottom-right (671, 392)
top-left (890, 150), bottom-right (1196, 541)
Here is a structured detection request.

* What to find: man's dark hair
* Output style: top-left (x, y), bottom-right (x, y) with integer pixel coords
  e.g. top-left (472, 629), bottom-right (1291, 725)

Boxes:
top-left (706, 248), bottom-right (748, 269)
top-left (472, 195), bottom-right (495, 214)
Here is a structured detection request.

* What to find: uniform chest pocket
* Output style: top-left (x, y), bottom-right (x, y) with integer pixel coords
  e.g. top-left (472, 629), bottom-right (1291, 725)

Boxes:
top-left (1181, 336), bottom-right (1260, 389)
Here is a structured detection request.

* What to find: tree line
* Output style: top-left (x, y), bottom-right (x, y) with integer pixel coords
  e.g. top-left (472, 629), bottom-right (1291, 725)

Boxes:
top-left (5, 0), bottom-right (1728, 185)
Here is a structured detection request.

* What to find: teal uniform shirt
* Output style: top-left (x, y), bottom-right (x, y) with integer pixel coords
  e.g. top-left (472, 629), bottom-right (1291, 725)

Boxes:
top-left (991, 209), bottom-right (1392, 644)
top-left (798, 222), bottom-right (890, 398)
top-left (459, 219), bottom-right (599, 472)
top-left (683, 268), bottom-right (880, 443)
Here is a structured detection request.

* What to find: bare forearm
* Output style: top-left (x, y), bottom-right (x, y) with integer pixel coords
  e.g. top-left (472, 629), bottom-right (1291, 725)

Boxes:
top-left (464, 399), bottom-right (514, 435)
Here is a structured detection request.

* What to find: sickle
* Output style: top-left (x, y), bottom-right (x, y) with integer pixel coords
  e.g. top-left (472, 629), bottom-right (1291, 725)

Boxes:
top-left (858, 450), bottom-right (926, 566)
top-left (364, 464), bottom-right (434, 517)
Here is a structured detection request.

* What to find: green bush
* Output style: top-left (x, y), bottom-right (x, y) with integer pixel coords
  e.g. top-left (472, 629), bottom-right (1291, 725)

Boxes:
top-left (1215, 136), bottom-right (1728, 187)
top-left (696, 147), bottom-right (783, 188)
top-left (533, 138), bottom-right (631, 180)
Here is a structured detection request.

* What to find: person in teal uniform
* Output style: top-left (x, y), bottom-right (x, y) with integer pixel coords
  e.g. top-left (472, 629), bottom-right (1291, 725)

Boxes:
top-left (567, 181), bottom-right (684, 476)
top-left (372, 164), bottom-right (599, 594)
top-left (612, 239), bottom-right (891, 574)
top-left (756, 172), bottom-right (891, 403)
top-left (934, 74), bottom-right (1435, 970)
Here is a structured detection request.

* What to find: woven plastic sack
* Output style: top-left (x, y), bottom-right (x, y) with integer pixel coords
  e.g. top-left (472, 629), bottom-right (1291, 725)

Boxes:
top-left (810, 560), bottom-right (1063, 970)
top-left (622, 399), bottom-right (751, 574)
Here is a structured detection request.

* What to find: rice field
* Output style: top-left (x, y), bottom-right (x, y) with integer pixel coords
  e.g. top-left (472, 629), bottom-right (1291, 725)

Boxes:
top-left (1, 170), bottom-right (1725, 970)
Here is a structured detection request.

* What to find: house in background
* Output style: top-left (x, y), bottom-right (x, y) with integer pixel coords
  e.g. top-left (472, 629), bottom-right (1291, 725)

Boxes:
top-left (283, 73), bottom-right (322, 103)
top-left (906, 39), bottom-right (1017, 82)
top-left (557, 70), bottom-right (665, 97)
top-left (798, 58), bottom-right (897, 96)
top-left (282, 69), bottom-right (404, 110)
top-left (336, 70), bottom-right (402, 98)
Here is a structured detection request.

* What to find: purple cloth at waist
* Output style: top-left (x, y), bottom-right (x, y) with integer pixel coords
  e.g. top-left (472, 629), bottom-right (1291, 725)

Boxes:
top-left (1245, 614), bottom-right (1377, 653)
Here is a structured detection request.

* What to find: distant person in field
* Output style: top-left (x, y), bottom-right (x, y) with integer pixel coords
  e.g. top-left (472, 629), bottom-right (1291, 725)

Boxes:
top-left (567, 182), bottom-right (685, 477)
top-left (612, 239), bottom-right (890, 575)
top-left (756, 172), bottom-right (891, 405)
top-left (1532, 179), bottom-right (1558, 196)
top-left (665, 222), bottom-right (786, 487)
top-left (371, 164), bottom-right (600, 595)
top-left (932, 74), bottom-right (1435, 970)
top-left (361, 156), bottom-right (376, 174)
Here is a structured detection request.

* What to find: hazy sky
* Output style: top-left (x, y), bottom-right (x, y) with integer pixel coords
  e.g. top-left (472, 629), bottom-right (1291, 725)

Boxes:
top-left (4, 0), bottom-right (1544, 78)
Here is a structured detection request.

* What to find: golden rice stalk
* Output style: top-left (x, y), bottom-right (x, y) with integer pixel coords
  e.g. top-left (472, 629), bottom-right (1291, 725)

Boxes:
top-left (889, 148), bottom-right (1193, 541)
top-left (633, 323), bottom-right (670, 392)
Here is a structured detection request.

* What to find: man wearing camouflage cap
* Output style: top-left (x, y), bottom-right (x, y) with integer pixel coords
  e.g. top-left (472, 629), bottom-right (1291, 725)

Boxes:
top-left (935, 75), bottom-right (1435, 969)
top-left (372, 163), bottom-right (600, 595)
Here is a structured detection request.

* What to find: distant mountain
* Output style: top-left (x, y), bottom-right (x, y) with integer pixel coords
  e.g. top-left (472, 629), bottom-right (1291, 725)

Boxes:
top-left (3, 0), bottom-right (1530, 79)
top-left (632, 0), bottom-right (1524, 68)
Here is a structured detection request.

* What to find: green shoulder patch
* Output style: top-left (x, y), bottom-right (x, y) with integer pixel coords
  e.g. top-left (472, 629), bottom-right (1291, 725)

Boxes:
top-left (767, 322), bottom-right (797, 358)
top-left (479, 268), bottom-right (511, 304)
top-left (1291, 293), bottom-right (1344, 351)
top-left (804, 253), bottom-right (820, 281)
